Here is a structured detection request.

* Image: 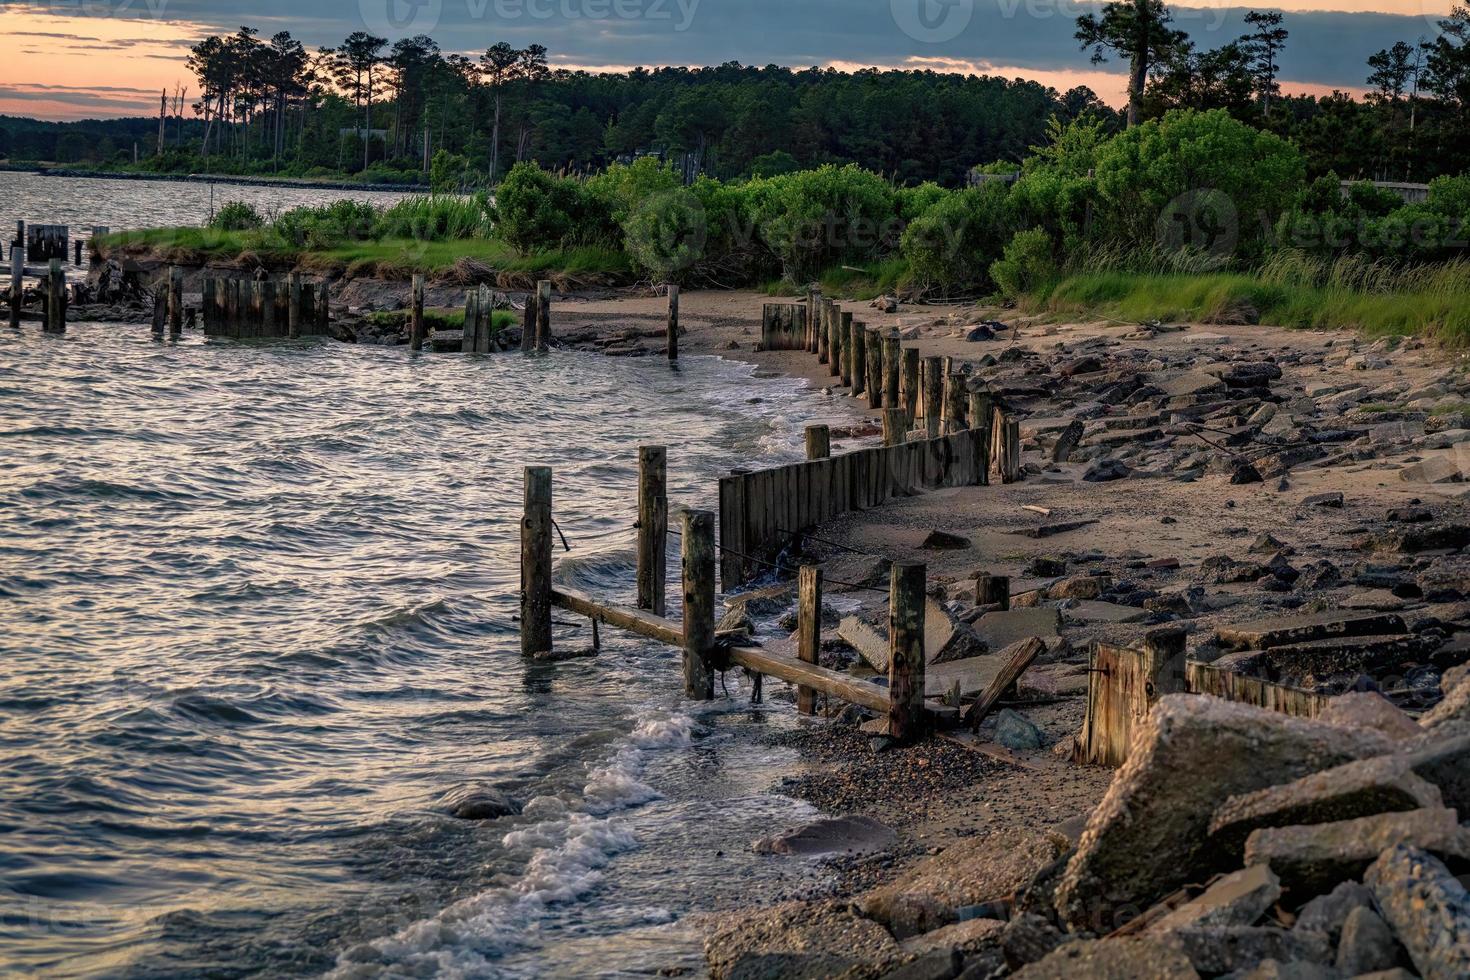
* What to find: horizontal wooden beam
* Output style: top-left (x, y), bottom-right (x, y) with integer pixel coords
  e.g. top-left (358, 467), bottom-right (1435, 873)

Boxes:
top-left (729, 644), bottom-right (893, 715)
top-left (552, 585), bottom-right (682, 646)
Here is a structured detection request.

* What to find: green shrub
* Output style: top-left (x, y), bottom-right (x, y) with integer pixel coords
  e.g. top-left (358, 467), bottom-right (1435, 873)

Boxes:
top-left (429, 150), bottom-right (474, 193)
top-left (990, 228), bottom-right (1058, 298)
top-left (209, 201), bottom-right (264, 232)
top-left (376, 194), bottom-right (493, 240)
top-left (747, 150), bottom-right (799, 179)
top-left (492, 163), bottom-right (579, 253)
top-left (900, 182), bottom-right (1013, 291)
top-left (746, 164), bottom-right (897, 280)
top-left (271, 200), bottom-right (380, 248)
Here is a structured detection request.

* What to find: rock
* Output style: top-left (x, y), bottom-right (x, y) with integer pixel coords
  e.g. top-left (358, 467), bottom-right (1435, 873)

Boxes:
top-left (1294, 881), bottom-right (1374, 946)
top-left (902, 918), bottom-right (1006, 957)
top-left (1159, 927), bottom-right (1332, 976)
top-left (1315, 692), bottom-right (1421, 740)
top-left (876, 950), bottom-right (963, 980)
top-left (728, 584), bottom-right (796, 618)
top-left (1208, 753), bottom-right (1445, 859)
top-left (995, 709), bottom-right (1044, 750)
top-left (439, 784), bottom-right (520, 820)
top-left (1047, 575), bottom-right (1107, 600)
top-left (1399, 456), bottom-right (1465, 484)
top-left (1052, 420), bottom-right (1085, 463)
top-left (1369, 523), bottom-right (1470, 553)
top-left (1057, 356), bottom-right (1103, 377)
top-left (704, 899), bottom-right (900, 980)
top-left (1055, 696), bottom-right (1392, 932)
top-left (1144, 866), bottom-right (1282, 936)
top-left (1244, 807), bottom-right (1469, 896)
top-left (1213, 362), bottom-right (1284, 388)
top-left (1157, 371), bottom-right (1227, 398)
top-left (839, 615), bottom-right (890, 672)
top-left (1225, 960), bottom-right (1339, 980)
top-left (1336, 906), bottom-right (1400, 975)
top-left (1421, 674), bottom-right (1470, 732)
top-left (964, 325), bottom-right (995, 342)
top-left (1248, 402), bottom-right (1279, 427)
top-left (1013, 939), bottom-right (1199, 979)
top-left (1061, 600), bottom-right (1149, 624)
top-left (1023, 557), bottom-right (1068, 578)
top-left (1426, 428), bottom-right (1470, 450)
top-left (1000, 913), bottom-right (1066, 970)
top-left (922, 530), bottom-right (972, 551)
top-left (752, 815), bottom-right (898, 857)
top-left (855, 828), bottom-right (1066, 939)
top-left (1302, 492), bottom-right (1344, 508)
top-left (1365, 844), bottom-right (1470, 980)
top-left (1216, 611), bottom-right (1406, 652)
top-left (718, 606), bottom-right (756, 636)
top-left (1250, 533), bottom-right (1288, 554)
top-left (1371, 420), bottom-right (1425, 445)
top-left (1084, 458), bottom-right (1132, 482)
top-left (1396, 733), bottom-right (1470, 812)
top-left (873, 295), bottom-right (900, 313)
top-left (972, 608), bottom-right (1061, 651)
top-left (1231, 461), bottom-right (1265, 485)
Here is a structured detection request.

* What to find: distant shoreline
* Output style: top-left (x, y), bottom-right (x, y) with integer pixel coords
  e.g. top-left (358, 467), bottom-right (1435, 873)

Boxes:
top-left (2, 164), bottom-right (428, 193)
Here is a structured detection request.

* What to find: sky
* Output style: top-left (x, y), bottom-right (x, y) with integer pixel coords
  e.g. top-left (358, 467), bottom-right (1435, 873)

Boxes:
top-left (0, 0), bottom-right (1458, 120)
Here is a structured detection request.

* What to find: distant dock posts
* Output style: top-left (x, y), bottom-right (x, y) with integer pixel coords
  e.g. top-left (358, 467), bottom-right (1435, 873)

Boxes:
top-left (409, 274), bottom-right (426, 352)
top-left (43, 260), bottom-right (66, 334)
top-left (202, 273), bottom-right (329, 339)
top-left (517, 280), bottom-right (554, 353)
top-left (666, 284), bottom-right (679, 361)
top-left (8, 226), bottom-right (22, 329)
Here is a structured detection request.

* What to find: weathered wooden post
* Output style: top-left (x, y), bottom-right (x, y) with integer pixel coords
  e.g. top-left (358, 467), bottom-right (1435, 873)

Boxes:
top-left (666, 284), bottom-right (679, 361)
top-left (882, 331), bottom-right (901, 409)
top-left (8, 240), bottom-right (20, 329)
top-left (901, 347), bottom-right (919, 429)
top-left (73, 239), bottom-right (83, 267)
top-left (864, 325), bottom-right (883, 409)
top-left (806, 289), bottom-right (820, 353)
top-left (1143, 626), bottom-right (1189, 700)
top-left (261, 280), bottom-right (278, 338)
top-left (922, 356), bottom-right (943, 439)
top-left (463, 289), bottom-right (481, 352)
top-left (943, 373), bottom-right (968, 434)
top-left (805, 423), bottom-right (831, 460)
top-left (1003, 417), bottom-right (1022, 484)
top-left (521, 466), bottom-right (554, 658)
top-left (970, 391), bottom-right (995, 485)
top-left (410, 274), bottom-right (426, 352)
top-left (151, 288), bottom-right (167, 339)
top-left (817, 300), bottom-right (830, 365)
top-left (888, 561), bottom-right (926, 742)
top-left (682, 509), bottom-right (716, 700)
top-left (797, 565), bottom-right (822, 715)
top-left (45, 260), bottom-right (66, 333)
top-left (637, 446), bottom-right (668, 616)
top-left (520, 289), bottom-right (536, 352)
top-left (168, 266), bottom-right (183, 338)
top-left (976, 574), bottom-right (1011, 610)
top-left (882, 408), bottom-right (906, 446)
top-left (849, 317), bottom-right (867, 398)
top-left (535, 280), bottom-right (551, 352)
top-left (317, 283), bottom-right (331, 334)
top-left (287, 272), bottom-right (303, 339)
top-left (827, 306), bottom-right (842, 378)
top-left (837, 312), bottom-right (854, 386)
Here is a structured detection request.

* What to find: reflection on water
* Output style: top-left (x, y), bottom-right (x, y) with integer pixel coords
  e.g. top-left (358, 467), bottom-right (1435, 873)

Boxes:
top-left (0, 323), bottom-right (857, 977)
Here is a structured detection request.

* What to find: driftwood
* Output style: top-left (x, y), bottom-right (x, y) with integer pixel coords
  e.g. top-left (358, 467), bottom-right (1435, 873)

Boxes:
top-left (964, 637), bottom-right (1045, 731)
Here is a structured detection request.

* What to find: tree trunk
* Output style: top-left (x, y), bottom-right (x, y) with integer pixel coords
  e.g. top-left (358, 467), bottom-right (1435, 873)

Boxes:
top-left (491, 92), bottom-right (502, 183)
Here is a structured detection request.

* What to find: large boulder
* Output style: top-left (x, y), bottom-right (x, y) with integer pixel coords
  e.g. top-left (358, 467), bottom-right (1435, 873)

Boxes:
top-left (1315, 692), bottom-right (1421, 741)
top-left (1055, 696), bottom-right (1391, 932)
top-left (703, 899), bottom-right (899, 980)
top-left (1144, 866), bottom-right (1281, 936)
top-left (1365, 844), bottom-right (1470, 980)
top-left (1013, 939), bottom-right (1198, 979)
top-left (855, 827), bottom-right (1066, 939)
top-left (1244, 807), bottom-right (1470, 895)
top-left (1422, 672), bottom-right (1470, 733)
top-left (1158, 926), bottom-right (1332, 976)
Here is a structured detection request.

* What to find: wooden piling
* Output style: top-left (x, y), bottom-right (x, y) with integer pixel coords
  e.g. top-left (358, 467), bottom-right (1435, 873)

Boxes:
top-left (666, 284), bottom-right (679, 361)
top-left (882, 331), bottom-right (900, 409)
top-left (970, 391), bottom-right (995, 485)
top-left (520, 289), bottom-right (536, 352)
top-left (827, 306), bottom-right (842, 378)
top-left (922, 356), bottom-right (943, 439)
top-left (864, 325), bottom-right (883, 409)
top-left (837, 312), bottom-right (853, 386)
top-left (521, 466), bottom-right (554, 658)
top-left (168, 266), bottom-right (183, 337)
top-left (849, 317), bottom-right (867, 398)
top-left (817, 300), bottom-right (830, 364)
top-left (805, 424), bottom-right (831, 460)
top-left (150, 288), bottom-right (166, 339)
top-left (901, 347), bottom-right (919, 428)
top-left (74, 239), bottom-right (83, 266)
top-left (637, 446), bottom-right (668, 616)
top-left (1001, 417), bottom-right (1021, 484)
top-left (317, 283), bottom-right (331, 333)
top-left (535, 280), bottom-right (551, 352)
top-left (288, 272), bottom-right (303, 339)
top-left (8, 241), bottom-right (20, 329)
top-left (887, 561), bottom-right (926, 742)
top-left (806, 289), bottom-right (820, 353)
top-left (797, 565), bottom-right (822, 715)
top-left (45, 260), bottom-right (65, 333)
top-left (476, 285), bottom-right (492, 353)
top-left (943, 373), bottom-right (968, 434)
top-left (410, 274), bottom-right (426, 352)
top-left (681, 509), bottom-right (716, 700)
top-left (976, 574), bottom-right (1011, 610)
top-left (882, 408), bottom-right (906, 447)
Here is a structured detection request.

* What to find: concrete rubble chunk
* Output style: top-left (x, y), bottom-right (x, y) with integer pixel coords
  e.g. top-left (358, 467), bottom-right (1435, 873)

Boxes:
top-left (1000, 913), bottom-right (1065, 970)
top-left (1254, 633), bottom-right (1438, 686)
top-left (1144, 866), bottom-right (1282, 936)
top-left (1216, 611), bottom-right (1406, 652)
top-left (1244, 807), bottom-right (1469, 896)
top-left (1399, 455), bottom-right (1465, 485)
top-left (837, 602), bottom-right (984, 673)
top-left (1335, 906), bottom-right (1401, 976)
top-left (1397, 733), bottom-right (1470, 813)
top-left (1365, 844), bottom-right (1470, 980)
top-left (1315, 692), bottom-right (1422, 740)
top-left (855, 827), bottom-right (1066, 939)
top-left (1013, 939), bottom-right (1199, 979)
top-left (752, 815), bottom-right (898, 857)
top-left (900, 918), bottom-right (1006, 957)
top-left (1223, 960), bottom-right (1341, 980)
top-left (1055, 696), bottom-right (1392, 932)
top-left (972, 608), bottom-right (1061, 651)
top-left (1208, 754), bottom-right (1445, 859)
top-left (703, 899), bottom-right (900, 980)
top-left (1369, 523), bottom-right (1470, 554)
top-left (1156, 371), bottom-right (1228, 398)
top-left (1421, 673), bottom-right (1470, 733)
top-left (1158, 926), bottom-right (1332, 976)
top-left (1293, 880), bottom-right (1373, 946)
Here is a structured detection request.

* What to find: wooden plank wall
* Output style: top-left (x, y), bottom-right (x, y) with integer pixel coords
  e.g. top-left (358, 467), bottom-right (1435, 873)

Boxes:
top-left (27, 225), bottom-right (69, 262)
top-left (1077, 642), bottom-right (1150, 768)
top-left (202, 277), bottom-right (319, 338)
top-left (1185, 661), bottom-right (1329, 719)
top-left (719, 428), bottom-right (987, 588)
top-left (760, 303), bottom-right (808, 351)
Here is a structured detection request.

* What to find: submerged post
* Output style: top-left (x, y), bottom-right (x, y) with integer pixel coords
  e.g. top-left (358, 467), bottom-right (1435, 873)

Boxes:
top-left (74, 239), bottom-right (83, 267)
top-left (805, 423), bottom-right (831, 460)
top-left (637, 445), bottom-right (668, 616)
top-left (849, 317), bottom-right (866, 398)
top-left (168, 266), bottom-right (183, 338)
top-left (922, 356), bottom-right (943, 439)
top-left (666, 284), bottom-right (679, 361)
top-left (521, 466), bottom-right (553, 658)
top-left (317, 283), bottom-right (331, 333)
top-left (888, 561), bottom-right (926, 742)
top-left (8, 241), bottom-right (20, 329)
top-left (901, 347), bottom-right (919, 429)
top-left (864, 325), bottom-right (883, 409)
top-left (288, 272), bottom-right (303, 339)
top-left (681, 509), bottom-right (716, 700)
top-left (410, 274), bottom-right (426, 352)
top-left (520, 288), bottom-right (536, 352)
top-left (535, 280), bottom-right (551, 352)
top-left (45, 259), bottom-right (65, 334)
top-left (882, 408), bottom-right (906, 447)
top-left (797, 565), bottom-right (822, 715)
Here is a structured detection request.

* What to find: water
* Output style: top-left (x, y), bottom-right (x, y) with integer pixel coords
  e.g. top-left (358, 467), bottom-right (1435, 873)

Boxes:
top-left (0, 323), bottom-right (861, 977)
top-left (0, 171), bottom-right (415, 241)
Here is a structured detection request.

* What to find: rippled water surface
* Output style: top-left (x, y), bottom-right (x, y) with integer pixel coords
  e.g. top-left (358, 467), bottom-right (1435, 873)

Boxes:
top-left (0, 322), bottom-right (859, 977)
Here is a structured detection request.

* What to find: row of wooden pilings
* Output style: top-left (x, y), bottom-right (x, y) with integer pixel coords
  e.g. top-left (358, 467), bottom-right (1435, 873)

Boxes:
top-left (519, 445), bottom-right (930, 740)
